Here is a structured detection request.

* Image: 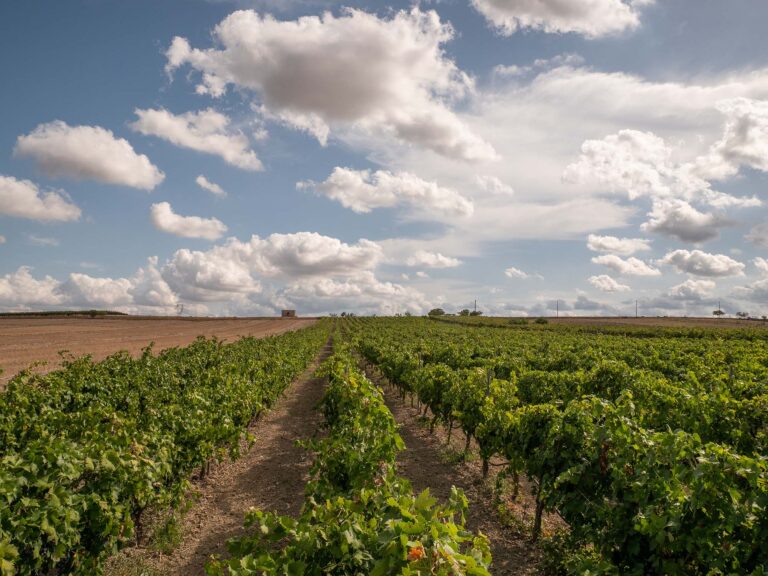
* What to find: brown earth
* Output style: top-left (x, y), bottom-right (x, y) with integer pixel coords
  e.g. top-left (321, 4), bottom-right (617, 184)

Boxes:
top-left (112, 339), bottom-right (331, 576)
top-left (0, 316), bottom-right (316, 385)
top-left (361, 361), bottom-right (559, 576)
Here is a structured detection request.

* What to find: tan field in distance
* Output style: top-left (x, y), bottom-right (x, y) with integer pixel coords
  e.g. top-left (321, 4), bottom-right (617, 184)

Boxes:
top-left (0, 316), bottom-right (316, 386)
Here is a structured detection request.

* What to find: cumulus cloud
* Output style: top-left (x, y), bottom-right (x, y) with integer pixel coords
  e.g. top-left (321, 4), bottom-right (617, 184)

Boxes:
top-left (589, 274), bottom-right (630, 292)
top-left (131, 108), bottom-right (263, 171)
top-left (476, 175), bottom-right (514, 196)
top-left (471, 0), bottom-right (653, 38)
top-left (641, 199), bottom-right (728, 243)
top-left (0, 236), bottom-right (5, 244)
top-left (586, 234), bottom-right (651, 256)
top-left (0, 267), bottom-right (63, 308)
top-left (745, 223), bottom-right (768, 248)
top-left (161, 232), bottom-right (383, 302)
top-left (299, 167), bottom-right (473, 217)
top-left (282, 271), bottom-right (429, 315)
top-left (196, 175), bottom-right (226, 197)
top-left (563, 129), bottom-right (706, 200)
top-left (165, 8), bottom-right (496, 161)
top-left (0, 175), bottom-right (81, 222)
top-left (592, 254), bottom-right (660, 276)
top-left (150, 202), bottom-right (228, 240)
top-left (14, 121), bottom-right (164, 190)
top-left (660, 249), bottom-right (745, 277)
top-left (667, 279), bottom-right (716, 300)
top-left (754, 257), bottom-right (768, 275)
top-left (696, 98), bottom-right (768, 180)
top-left (405, 250), bottom-right (462, 268)
top-left (0, 259), bottom-right (179, 313)
top-left (505, 266), bottom-right (531, 279)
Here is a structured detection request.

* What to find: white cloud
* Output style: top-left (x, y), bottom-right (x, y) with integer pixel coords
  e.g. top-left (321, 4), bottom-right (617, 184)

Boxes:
top-left (563, 129), bottom-right (711, 201)
top-left (471, 0), bottom-right (653, 38)
top-left (150, 202), bottom-right (228, 241)
top-left (588, 274), bottom-right (631, 292)
top-left (660, 249), bottom-right (745, 277)
top-left (592, 254), bottom-right (660, 276)
top-left (0, 259), bottom-right (179, 314)
top-left (196, 175), bottom-right (226, 197)
top-left (586, 234), bottom-right (651, 256)
top-left (161, 232), bottom-right (383, 302)
top-left (504, 266), bottom-right (530, 279)
top-left (131, 108), bottom-right (263, 171)
top-left (61, 274), bottom-right (133, 308)
top-left (0, 236), bottom-right (5, 244)
top-left (0, 267), bottom-right (63, 308)
top-left (476, 175), bottom-right (514, 196)
top-left (667, 279), bottom-right (716, 300)
top-left (696, 98), bottom-right (768, 180)
top-left (0, 175), bottom-right (81, 222)
top-left (299, 167), bottom-right (473, 218)
top-left (405, 250), bottom-right (462, 268)
top-left (161, 248), bottom-right (260, 301)
top-left (415, 271), bottom-right (430, 279)
top-left (282, 271), bottom-right (429, 315)
top-left (14, 121), bottom-right (164, 190)
top-left (746, 223), bottom-right (768, 248)
top-left (166, 8), bottom-right (496, 161)
top-left (641, 199), bottom-right (727, 243)
top-left (28, 235), bottom-right (59, 247)
top-left (754, 257), bottom-right (768, 275)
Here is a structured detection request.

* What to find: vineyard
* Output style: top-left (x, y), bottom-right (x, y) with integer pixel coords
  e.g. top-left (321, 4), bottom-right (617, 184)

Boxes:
top-left (346, 317), bottom-right (768, 575)
top-left (0, 323), bottom-right (329, 575)
top-left (1, 316), bottom-right (767, 575)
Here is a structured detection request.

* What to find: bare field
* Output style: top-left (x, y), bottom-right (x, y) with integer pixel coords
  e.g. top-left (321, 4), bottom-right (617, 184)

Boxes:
top-left (0, 316), bottom-right (316, 385)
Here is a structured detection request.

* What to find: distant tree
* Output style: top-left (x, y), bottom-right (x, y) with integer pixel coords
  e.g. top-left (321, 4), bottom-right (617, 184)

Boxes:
top-left (428, 308), bottom-right (446, 317)
top-left (736, 311), bottom-right (749, 319)
top-left (404, 311), bottom-right (412, 317)
top-left (713, 310), bottom-right (725, 318)
top-left (459, 309), bottom-right (470, 316)
top-left (469, 310), bottom-right (483, 316)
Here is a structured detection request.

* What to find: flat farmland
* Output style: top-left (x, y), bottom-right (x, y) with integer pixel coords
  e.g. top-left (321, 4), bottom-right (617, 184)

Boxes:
top-left (0, 316), bottom-right (316, 385)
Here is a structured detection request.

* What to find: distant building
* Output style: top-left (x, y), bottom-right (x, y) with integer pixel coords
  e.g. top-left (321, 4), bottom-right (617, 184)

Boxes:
top-left (281, 309), bottom-right (297, 318)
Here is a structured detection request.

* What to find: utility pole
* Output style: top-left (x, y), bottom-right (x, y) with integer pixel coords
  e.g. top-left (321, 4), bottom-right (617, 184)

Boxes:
top-left (635, 299), bottom-right (638, 318)
top-left (556, 300), bottom-right (559, 318)
top-left (474, 299), bottom-right (477, 313)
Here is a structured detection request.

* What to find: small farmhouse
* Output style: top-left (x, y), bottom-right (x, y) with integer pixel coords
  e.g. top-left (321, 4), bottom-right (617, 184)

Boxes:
top-left (281, 309), bottom-right (297, 318)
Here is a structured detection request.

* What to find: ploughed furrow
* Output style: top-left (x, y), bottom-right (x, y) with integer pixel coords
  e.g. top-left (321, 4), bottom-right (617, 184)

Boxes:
top-left (365, 365), bottom-right (547, 576)
top-left (139, 341), bottom-right (331, 575)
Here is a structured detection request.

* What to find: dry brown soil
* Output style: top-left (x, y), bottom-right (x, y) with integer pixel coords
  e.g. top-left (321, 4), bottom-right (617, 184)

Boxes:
top-left (362, 363), bottom-right (558, 576)
top-left (0, 316), bottom-right (315, 385)
top-left (116, 339), bottom-right (332, 575)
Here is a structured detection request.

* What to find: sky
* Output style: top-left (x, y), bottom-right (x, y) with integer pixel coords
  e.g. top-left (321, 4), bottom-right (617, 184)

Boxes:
top-left (2, 0), bottom-right (768, 317)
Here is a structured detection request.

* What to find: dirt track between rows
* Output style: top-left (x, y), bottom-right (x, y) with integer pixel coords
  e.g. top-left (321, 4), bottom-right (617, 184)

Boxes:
top-left (0, 316), bottom-right (316, 385)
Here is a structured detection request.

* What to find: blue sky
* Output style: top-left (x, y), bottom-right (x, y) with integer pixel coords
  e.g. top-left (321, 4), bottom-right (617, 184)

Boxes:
top-left (2, 0), bottom-right (768, 316)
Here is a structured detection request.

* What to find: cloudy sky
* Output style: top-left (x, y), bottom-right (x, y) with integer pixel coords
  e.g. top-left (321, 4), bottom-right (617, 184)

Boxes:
top-left (2, 0), bottom-right (768, 317)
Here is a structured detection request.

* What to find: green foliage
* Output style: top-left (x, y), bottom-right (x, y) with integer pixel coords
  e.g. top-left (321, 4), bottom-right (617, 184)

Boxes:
top-left (207, 349), bottom-right (492, 575)
top-left (349, 317), bottom-right (768, 575)
top-left (0, 323), bottom-right (329, 575)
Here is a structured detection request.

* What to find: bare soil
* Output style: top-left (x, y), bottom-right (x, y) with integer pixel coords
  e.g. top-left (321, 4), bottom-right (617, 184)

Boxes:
top-left (0, 316), bottom-right (315, 385)
top-left (362, 363), bottom-right (559, 576)
top-left (119, 339), bottom-right (332, 575)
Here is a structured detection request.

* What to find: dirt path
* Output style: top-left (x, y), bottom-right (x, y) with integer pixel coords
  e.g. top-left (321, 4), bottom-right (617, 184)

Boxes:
top-left (362, 366), bottom-right (546, 576)
top-left (141, 340), bottom-right (331, 575)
